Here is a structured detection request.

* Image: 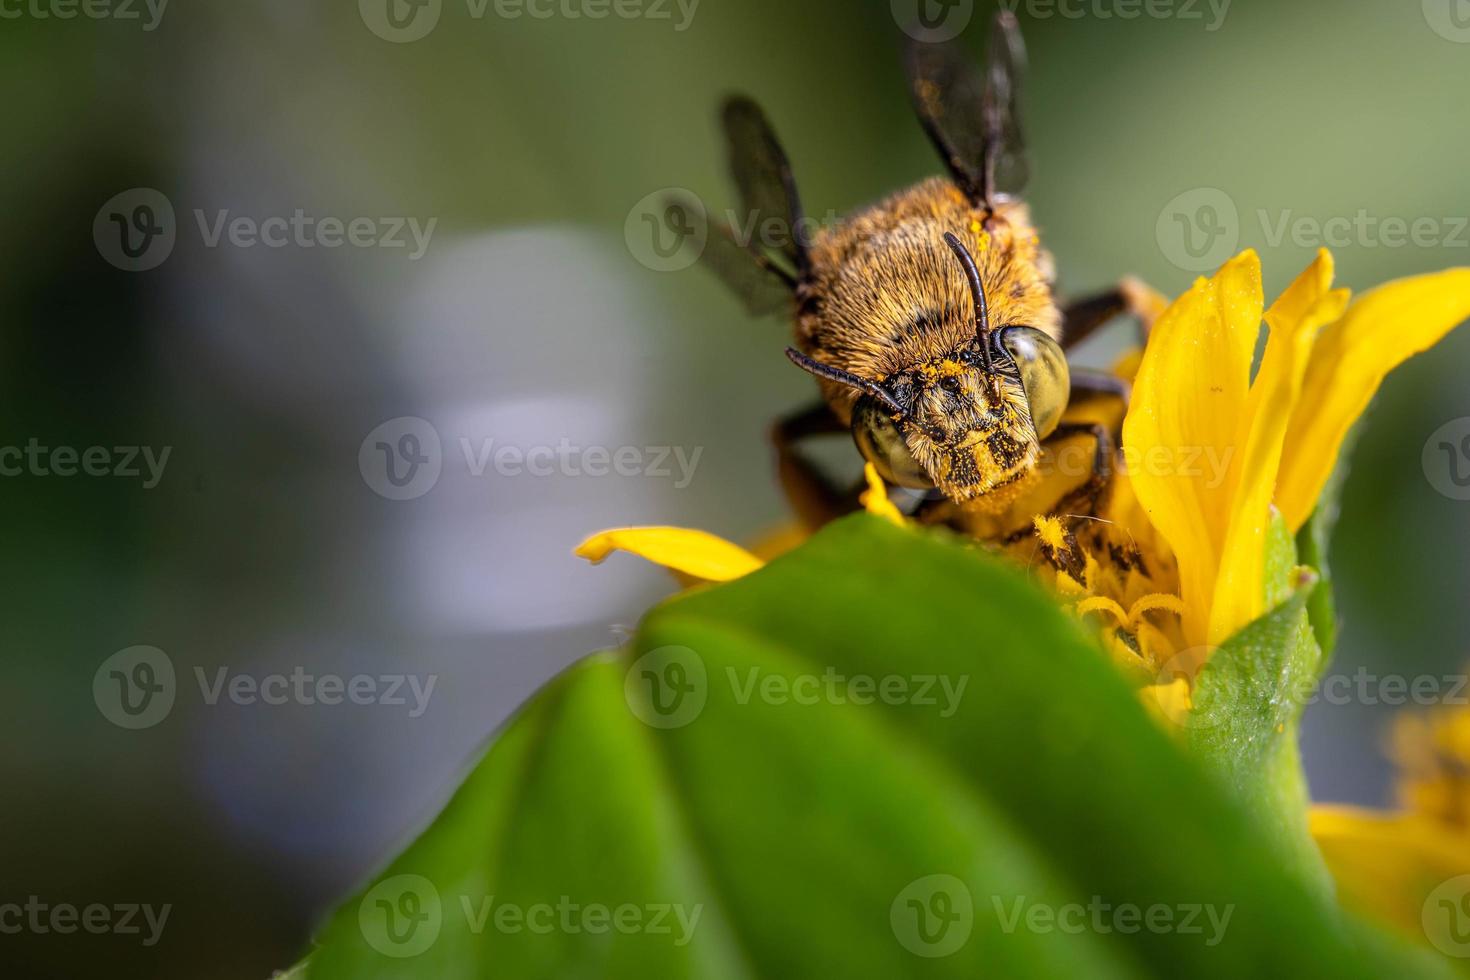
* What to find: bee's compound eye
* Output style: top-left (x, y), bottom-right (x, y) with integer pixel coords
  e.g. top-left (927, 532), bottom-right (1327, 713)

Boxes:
top-left (998, 326), bottom-right (1070, 440)
top-left (851, 397), bottom-right (933, 489)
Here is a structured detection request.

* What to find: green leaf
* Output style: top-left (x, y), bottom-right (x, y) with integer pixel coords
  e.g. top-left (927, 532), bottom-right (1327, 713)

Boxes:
top-left (1188, 516), bottom-right (1320, 763)
top-left (1187, 515), bottom-right (1326, 890)
top-left (1185, 527), bottom-right (1320, 882)
top-left (294, 516), bottom-right (1429, 979)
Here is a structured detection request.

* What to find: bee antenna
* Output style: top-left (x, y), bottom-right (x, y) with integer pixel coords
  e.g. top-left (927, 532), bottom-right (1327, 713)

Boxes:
top-left (784, 348), bottom-right (905, 416)
top-left (941, 232), bottom-right (997, 380)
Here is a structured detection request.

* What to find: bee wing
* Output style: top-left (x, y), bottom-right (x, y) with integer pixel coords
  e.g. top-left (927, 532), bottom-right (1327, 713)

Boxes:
top-left (665, 195), bottom-right (794, 316)
top-left (721, 96), bottom-right (811, 280)
top-left (906, 10), bottom-right (1029, 207)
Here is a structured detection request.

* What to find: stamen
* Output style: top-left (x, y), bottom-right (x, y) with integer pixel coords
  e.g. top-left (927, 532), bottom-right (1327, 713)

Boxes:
top-left (1127, 593), bottom-right (1187, 626)
top-left (1077, 596), bottom-right (1130, 629)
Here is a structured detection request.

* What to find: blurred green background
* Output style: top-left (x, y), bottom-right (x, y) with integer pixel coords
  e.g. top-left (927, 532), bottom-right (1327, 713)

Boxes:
top-left (5, 0), bottom-right (1470, 976)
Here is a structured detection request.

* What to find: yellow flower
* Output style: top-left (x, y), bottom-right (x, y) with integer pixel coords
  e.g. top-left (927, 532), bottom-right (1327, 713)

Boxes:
top-left (1125, 249), bottom-right (1470, 655)
top-left (576, 249), bottom-right (1470, 685)
top-left (573, 464), bottom-right (900, 584)
top-left (575, 525), bottom-right (764, 583)
top-left (573, 248), bottom-right (1470, 956)
top-left (1311, 702), bottom-right (1470, 945)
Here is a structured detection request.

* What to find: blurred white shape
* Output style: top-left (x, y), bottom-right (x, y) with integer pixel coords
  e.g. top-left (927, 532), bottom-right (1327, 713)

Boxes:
top-left (413, 502), bottom-right (651, 634)
top-left (441, 394), bottom-right (629, 454)
top-left (387, 227), bottom-right (676, 635)
top-left (395, 227), bottom-right (649, 396)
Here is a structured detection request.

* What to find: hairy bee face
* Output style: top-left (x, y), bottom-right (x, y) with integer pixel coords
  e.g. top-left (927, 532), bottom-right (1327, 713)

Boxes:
top-left (851, 330), bottom-right (1069, 506)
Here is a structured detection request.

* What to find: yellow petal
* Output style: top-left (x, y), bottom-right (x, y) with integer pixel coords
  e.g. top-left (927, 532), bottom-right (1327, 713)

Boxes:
top-left (1123, 250), bottom-right (1262, 648)
top-left (1278, 267), bottom-right (1470, 531)
top-left (1209, 250), bottom-right (1349, 643)
top-left (1311, 805), bottom-right (1470, 940)
top-left (575, 526), bottom-right (764, 583)
top-left (1141, 676), bottom-right (1193, 730)
top-left (1109, 347), bottom-right (1144, 385)
top-left (746, 522), bottom-right (810, 563)
top-left (859, 463), bottom-right (907, 526)
top-left (1119, 276), bottom-right (1170, 333)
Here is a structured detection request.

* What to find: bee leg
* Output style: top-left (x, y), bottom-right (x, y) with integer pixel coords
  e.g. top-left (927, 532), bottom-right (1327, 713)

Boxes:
top-left (1060, 278), bottom-right (1169, 349)
top-left (1068, 369), bottom-right (1130, 409)
top-left (1059, 290), bottom-right (1128, 349)
top-left (771, 402), bottom-right (861, 529)
top-left (1048, 421), bottom-right (1116, 517)
top-left (912, 492), bottom-right (958, 527)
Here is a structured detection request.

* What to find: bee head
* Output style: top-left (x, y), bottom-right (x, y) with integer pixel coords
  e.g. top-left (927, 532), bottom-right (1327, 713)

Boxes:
top-left (786, 232), bottom-right (1069, 505)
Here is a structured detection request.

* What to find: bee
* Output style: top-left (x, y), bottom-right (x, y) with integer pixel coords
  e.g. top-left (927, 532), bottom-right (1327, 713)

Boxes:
top-left (679, 11), bottom-right (1151, 546)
